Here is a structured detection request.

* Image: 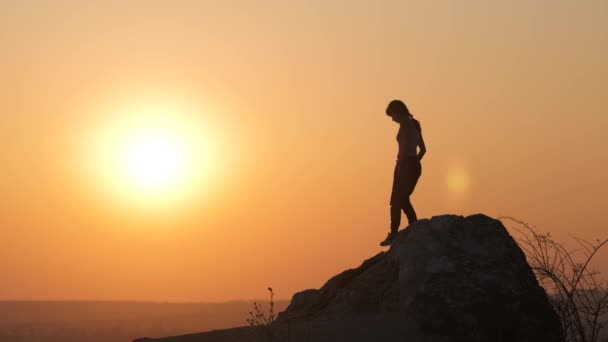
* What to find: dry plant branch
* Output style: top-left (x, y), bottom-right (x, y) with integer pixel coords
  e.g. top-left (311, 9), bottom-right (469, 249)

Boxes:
top-left (246, 287), bottom-right (277, 341)
top-left (500, 216), bottom-right (608, 342)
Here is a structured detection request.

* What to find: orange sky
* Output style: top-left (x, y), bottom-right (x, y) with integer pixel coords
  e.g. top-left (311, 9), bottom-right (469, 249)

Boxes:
top-left (1, 1), bottom-right (607, 301)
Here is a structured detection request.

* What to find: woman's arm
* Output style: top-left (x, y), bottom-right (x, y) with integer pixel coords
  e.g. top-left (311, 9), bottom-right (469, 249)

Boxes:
top-left (417, 135), bottom-right (426, 162)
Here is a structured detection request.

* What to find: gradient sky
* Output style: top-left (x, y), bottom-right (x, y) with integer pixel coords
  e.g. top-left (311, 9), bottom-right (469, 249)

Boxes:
top-left (1, 0), bottom-right (607, 301)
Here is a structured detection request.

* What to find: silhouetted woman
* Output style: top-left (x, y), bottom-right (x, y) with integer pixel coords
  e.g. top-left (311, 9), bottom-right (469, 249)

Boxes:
top-left (380, 100), bottom-right (426, 246)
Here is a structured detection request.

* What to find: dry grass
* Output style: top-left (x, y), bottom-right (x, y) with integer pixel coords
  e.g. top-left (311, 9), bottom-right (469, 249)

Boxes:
top-left (246, 287), bottom-right (278, 341)
top-left (500, 216), bottom-right (608, 342)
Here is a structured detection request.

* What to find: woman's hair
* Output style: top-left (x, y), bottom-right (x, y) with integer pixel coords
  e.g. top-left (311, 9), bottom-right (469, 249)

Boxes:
top-left (386, 99), bottom-right (413, 118)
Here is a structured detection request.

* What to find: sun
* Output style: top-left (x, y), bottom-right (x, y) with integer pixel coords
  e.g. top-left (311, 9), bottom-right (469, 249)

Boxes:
top-left (120, 128), bottom-right (189, 194)
top-left (89, 99), bottom-right (219, 208)
top-left (106, 119), bottom-right (200, 204)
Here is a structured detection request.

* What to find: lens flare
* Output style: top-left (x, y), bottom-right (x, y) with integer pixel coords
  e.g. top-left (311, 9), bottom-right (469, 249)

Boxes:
top-left (446, 166), bottom-right (470, 193)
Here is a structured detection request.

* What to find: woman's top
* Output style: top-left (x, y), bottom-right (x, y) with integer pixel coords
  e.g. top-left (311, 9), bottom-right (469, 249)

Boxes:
top-left (397, 118), bottom-right (421, 160)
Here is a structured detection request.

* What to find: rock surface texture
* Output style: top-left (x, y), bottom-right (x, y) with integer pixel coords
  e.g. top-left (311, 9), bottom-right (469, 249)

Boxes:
top-left (134, 214), bottom-right (564, 342)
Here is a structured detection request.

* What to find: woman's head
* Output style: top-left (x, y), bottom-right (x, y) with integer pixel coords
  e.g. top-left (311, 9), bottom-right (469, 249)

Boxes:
top-left (386, 99), bottom-right (412, 123)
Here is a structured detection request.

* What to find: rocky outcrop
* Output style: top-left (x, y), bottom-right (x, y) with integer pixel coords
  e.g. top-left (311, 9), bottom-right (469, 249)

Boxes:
top-left (134, 213), bottom-right (564, 342)
top-left (276, 213), bottom-right (563, 341)
top-left (276, 250), bottom-right (400, 322)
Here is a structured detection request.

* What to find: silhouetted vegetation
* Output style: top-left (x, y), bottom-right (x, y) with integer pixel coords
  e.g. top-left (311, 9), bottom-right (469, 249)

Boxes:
top-left (246, 287), bottom-right (278, 341)
top-left (501, 216), bottom-right (608, 342)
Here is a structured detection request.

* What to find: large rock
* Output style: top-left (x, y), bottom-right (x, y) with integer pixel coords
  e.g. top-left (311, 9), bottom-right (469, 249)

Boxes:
top-left (276, 214), bottom-right (563, 341)
top-left (134, 214), bottom-right (564, 342)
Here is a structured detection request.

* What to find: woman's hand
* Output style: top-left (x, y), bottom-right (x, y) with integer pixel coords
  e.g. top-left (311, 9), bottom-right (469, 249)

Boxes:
top-left (417, 135), bottom-right (426, 162)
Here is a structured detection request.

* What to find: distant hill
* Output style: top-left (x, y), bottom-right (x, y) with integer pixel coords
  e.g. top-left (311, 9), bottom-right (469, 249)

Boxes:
top-left (0, 300), bottom-right (288, 342)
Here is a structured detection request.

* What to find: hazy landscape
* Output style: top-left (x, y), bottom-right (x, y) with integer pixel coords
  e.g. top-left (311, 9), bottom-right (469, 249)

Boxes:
top-left (0, 300), bottom-right (289, 342)
top-left (2, 1), bottom-right (607, 341)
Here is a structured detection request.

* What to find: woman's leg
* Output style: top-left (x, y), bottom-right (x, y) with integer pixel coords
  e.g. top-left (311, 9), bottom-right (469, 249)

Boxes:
top-left (389, 161), bottom-right (404, 234)
top-left (401, 161), bottom-right (422, 224)
top-left (401, 197), bottom-right (417, 224)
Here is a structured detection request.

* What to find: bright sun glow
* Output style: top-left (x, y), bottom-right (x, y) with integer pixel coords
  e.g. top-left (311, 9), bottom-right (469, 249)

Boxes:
top-left (89, 96), bottom-right (221, 209)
